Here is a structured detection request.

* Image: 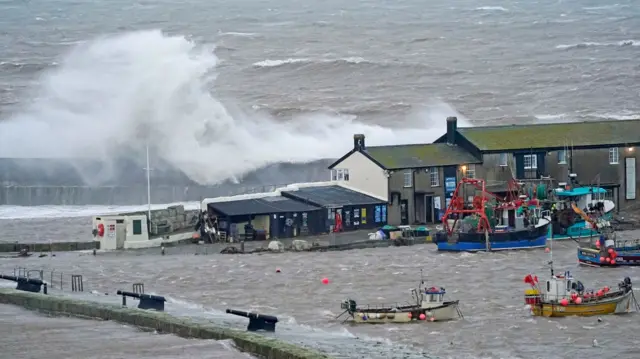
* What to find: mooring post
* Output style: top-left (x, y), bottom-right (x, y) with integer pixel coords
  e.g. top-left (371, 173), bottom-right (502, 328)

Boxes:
top-left (226, 309), bottom-right (279, 332)
top-left (117, 290), bottom-right (166, 311)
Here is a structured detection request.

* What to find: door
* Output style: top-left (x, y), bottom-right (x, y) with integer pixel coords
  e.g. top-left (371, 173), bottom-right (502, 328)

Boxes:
top-left (270, 214), bottom-right (280, 239)
top-left (283, 214), bottom-right (294, 238)
top-left (278, 215), bottom-right (287, 237)
top-left (115, 220), bottom-right (126, 249)
top-left (626, 157), bottom-right (636, 200)
top-left (425, 196), bottom-right (433, 223)
top-left (400, 199), bottom-right (409, 225)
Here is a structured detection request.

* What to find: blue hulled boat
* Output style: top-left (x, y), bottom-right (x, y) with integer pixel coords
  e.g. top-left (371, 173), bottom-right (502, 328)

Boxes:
top-left (577, 229), bottom-right (640, 267)
top-left (434, 178), bottom-right (550, 252)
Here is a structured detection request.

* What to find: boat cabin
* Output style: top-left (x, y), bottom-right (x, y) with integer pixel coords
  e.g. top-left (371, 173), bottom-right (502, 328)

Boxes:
top-left (554, 187), bottom-right (613, 214)
top-left (544, 271), bottom-right (584, 302)
top-left (421, 287), bottom-right (446, 308)
top-left (494, 197), bottom-right (542, 232)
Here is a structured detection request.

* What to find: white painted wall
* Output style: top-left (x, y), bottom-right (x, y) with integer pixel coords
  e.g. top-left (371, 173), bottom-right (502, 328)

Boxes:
top-left (331, 151), bottom-right (388, 200)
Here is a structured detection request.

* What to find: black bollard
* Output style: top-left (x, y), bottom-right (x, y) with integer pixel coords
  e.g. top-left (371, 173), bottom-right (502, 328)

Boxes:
top-left (226, 309), bottom-right (278, 332)
top-left (0, 274), bottom-right (47, 294)
top-left (117, 290), bottom-right (166, 311)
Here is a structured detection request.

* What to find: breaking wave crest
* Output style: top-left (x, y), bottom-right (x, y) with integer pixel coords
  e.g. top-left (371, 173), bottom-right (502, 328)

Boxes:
top-left (252, 57), bottom-right (369, 68)
top-left (556, 40), bottom-right (639, 50)
top-left (0, 30), bottom-right (470, 186)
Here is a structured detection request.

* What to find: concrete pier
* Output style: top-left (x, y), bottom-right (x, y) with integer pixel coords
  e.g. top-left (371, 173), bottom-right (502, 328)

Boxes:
top-left (0, 289), bottom-right (331, 359)
top-left (0, 241), bottom-right (98, 253)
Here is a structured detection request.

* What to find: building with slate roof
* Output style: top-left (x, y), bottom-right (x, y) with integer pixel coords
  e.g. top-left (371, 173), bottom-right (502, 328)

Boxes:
top-left (281, 185), bottom-right (388, 231)
top-left (329, 117), bottom-right (640, 225)
top-left (202, 182), bottom-right (388, 240)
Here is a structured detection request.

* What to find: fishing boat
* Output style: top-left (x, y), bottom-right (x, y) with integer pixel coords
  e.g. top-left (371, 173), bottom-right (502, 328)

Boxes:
top-left (433, 178), bottom-right (550, 252)
top-left (577, 227), bottom-right (640, 266)
top-left (525, 235), bottom-right (636, 317)
top-left (548, 185), bottom-right (614, 241)
top-left (523, 270), bottom-right (634, 317)
top-left (336, 275), bottom-right (462, 323)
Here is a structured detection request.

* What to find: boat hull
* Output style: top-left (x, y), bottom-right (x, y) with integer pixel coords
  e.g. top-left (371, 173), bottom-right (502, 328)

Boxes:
top-left (350, 301), bottom-right (459, 323)
top-left (578, 247), bottom-right (640, 267)
top-left (550, 211), bottom-right (613, 241)
top-left (551, 228), bottom-right (599, 241)
top-left (434, 222), bottom-right (549, 252)
top-left (531, 291), bottom-right (632, 317)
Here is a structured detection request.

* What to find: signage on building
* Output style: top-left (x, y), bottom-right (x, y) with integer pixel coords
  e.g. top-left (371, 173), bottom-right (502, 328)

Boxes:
top-left (445, 177), bottom-right (457, 193)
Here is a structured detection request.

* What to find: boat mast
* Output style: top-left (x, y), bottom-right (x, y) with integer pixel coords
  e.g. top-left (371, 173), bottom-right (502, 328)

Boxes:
top-left (145, 144), bottom-right (152, 223)
top-left (548, 223), bottom-right (554, 276)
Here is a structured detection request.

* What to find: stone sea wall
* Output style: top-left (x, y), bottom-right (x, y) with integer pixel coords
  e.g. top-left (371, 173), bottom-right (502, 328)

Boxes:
top-left (0, 289), bottom-right (331, 359)
top-left (0, 241), bottom-right (98, 253)
top-left (0, 158), bottom-right (334, 206)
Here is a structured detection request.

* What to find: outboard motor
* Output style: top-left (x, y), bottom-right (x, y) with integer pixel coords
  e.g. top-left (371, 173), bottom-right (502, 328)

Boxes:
top-left (341, 299), bottom-right (357, 312)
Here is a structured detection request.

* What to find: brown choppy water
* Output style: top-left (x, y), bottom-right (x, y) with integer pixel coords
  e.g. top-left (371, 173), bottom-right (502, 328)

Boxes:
top-left (0, 217), bottom-right (92, 244)
top-left (0, 304), bottom-right (254, 359)
top-left (2, 229), bottom-right (640, 359)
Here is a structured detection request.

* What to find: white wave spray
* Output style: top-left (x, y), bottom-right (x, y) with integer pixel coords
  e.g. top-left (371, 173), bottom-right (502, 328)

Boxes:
top-left (0, 30), bottom-right (471, 186)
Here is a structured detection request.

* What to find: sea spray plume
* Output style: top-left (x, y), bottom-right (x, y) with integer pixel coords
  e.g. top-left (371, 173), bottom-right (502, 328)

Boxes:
top-left (0, 30), bottom-right (472, 186)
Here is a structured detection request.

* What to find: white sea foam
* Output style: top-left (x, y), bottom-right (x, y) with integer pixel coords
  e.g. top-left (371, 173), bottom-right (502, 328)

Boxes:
top-left (0, 202), bottom-right (200, 220)
top-left (556, 40), bottom-right (639, 50)
top-left (252, 56), bottom-right (368, 68)
top-left (0, 30), bottom-right (469, 187)
top-left (475, 6), bottom-right (509, 12)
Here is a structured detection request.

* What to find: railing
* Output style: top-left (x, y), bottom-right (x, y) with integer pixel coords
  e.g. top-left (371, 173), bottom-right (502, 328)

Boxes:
top-left (356, 301), bottom-right (417, 310)
top-left (10, 267), bottom-right (84, 292)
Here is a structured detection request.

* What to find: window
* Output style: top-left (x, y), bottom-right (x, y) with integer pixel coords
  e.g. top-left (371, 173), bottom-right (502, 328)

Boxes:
top-left (499, 153), bottom-right (508, 167)
top-left (403, 170), bottom-right (413, 187)
top-left (330, 169), bottom-right (350, 181)
top-left (429, 167), bottom-right (439, 187)
top-left (132, 219), bottom-right (143, 235)
top-left (466, 164), bottom-right (476, 178)
top-left (558, 150), bottom-right (567, 164)
top-left (524, 154), bottom-right (537, 169)
top-left (609, 148), bottom-right (619, 164)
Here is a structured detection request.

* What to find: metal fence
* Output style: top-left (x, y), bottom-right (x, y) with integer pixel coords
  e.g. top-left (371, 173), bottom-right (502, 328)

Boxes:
top-left (10, 267), bottom-right (85, 292)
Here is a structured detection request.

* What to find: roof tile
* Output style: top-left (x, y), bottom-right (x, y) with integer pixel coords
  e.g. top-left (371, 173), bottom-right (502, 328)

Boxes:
top-left (364, 143), bottom-right (481, 169)
top-left (458, 119), bottom-right (640, 151)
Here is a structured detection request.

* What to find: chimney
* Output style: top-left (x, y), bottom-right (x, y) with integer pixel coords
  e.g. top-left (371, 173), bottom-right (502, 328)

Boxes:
top-left (446, 117), bottom-right (457, 145)
top-left (354, 134), bottom-right (365, 151)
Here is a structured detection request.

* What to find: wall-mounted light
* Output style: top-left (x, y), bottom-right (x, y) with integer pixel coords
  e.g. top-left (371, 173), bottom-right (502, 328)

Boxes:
top-left (461, 165), bottom-right (467, 173)
top-left (628, 147), bottom-right (634, 153)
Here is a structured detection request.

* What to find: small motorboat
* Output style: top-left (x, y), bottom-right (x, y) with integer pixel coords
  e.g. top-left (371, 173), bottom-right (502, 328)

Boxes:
top-left (523, 271), bottom-right (635, 317)
top-left (337, 275), bottom-right (462, 323)
top-left (577, 227), bottom-right (640, 267)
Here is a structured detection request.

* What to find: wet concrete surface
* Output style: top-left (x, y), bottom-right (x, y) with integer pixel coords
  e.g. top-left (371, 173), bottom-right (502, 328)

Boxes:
top-left (0, 303), bottom-right (254, 359)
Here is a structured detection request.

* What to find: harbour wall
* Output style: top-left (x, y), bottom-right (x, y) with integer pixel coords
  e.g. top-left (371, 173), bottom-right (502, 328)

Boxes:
top-left (0, 158), bottom-right (334, 206)
top-left (0, 289), bottom-right (332, 359)
top-left (0, 241), bottom-right (98, 253)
